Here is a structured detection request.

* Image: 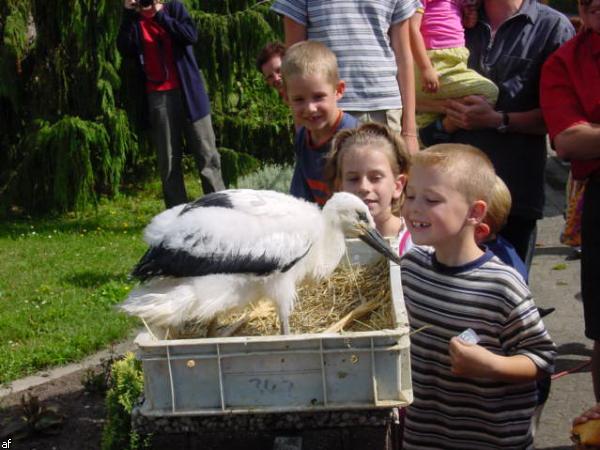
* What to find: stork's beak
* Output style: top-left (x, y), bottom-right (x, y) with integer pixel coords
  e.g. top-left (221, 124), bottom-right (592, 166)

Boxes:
top-left (357, 224), bottom-right (403, 265)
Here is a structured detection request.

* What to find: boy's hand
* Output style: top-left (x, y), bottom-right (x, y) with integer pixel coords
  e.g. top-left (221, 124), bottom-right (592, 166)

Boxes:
top-left (421, 67), bottom-right (439, 94)
top-left (449, 336), bottom-right (497, 378)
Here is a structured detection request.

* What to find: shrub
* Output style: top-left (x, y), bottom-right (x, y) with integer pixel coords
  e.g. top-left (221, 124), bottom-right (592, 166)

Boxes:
top-left (101, 352), bottom-right (146, 450)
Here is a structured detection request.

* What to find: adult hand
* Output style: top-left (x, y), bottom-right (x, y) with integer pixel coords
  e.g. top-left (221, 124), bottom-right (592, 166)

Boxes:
top-left (139, 1), bottom-right (163, 18)
top-left (124, 0), bottom-right (137, 9)
top-left (445, 95), bottom-right (501, 131)
top-left (421, 67), bottom-right (439, 94)
top-left (402, 134), bottom-right (420, 154)
top-left (573, 404), bottom-right (600, 426)
top-left (449, 336), bottom-right (497, 378)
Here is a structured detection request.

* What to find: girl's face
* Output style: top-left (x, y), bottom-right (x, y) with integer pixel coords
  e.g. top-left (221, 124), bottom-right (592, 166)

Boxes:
top-left (339, 145), bottom-right (405, 224)
top-left (579, 0), bottom-right (600, 34)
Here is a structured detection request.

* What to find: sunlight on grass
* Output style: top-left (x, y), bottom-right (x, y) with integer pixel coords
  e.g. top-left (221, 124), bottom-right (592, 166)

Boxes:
top-left (0, 179), bottom-right (170, 384)
top-left (0, 167), bottom-right (289, 384)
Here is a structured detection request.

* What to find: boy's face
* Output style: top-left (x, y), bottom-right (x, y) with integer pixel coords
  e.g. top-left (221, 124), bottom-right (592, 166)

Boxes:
top-left (285, 73), bottom-right (345, 139)
top-left (261, 55), bottom-right (284, 97)
top-left (402, 164), bottom-right (477, 251)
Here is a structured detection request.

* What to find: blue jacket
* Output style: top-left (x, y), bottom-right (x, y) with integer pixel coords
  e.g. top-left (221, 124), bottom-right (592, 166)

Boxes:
top-left (487, 235), bottom-right (529, 284)
top-left (117, 1), bottom-right (210, 122)
top-left (290, 113), bottom-right (359, 205)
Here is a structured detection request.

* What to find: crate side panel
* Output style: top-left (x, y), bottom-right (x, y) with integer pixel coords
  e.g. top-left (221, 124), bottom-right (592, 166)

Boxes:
top-left (324, 350), bottom-right (373, 404)
top-left (221, 353), bottom-right (324, 408)
top-left (171, 358), bottom-right (221, 411)
top-left (143, 359), bottom-right (172, 411)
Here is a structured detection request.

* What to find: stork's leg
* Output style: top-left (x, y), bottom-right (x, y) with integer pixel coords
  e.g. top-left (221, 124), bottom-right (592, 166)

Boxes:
top-left (276, 291), bottom-right (296, 335)
top-left (280, 314), bottom-right (291, 335)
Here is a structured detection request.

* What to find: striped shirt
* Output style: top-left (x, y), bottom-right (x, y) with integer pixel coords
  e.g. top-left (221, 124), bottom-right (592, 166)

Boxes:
top-left (271, 0), bottom-right (420, 111)
top-left (401, 247), bottom-right (555, 450)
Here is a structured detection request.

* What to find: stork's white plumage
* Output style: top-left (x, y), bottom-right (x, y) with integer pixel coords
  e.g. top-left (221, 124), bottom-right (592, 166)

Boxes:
top-left (119, 189), bottom-right (401, 336)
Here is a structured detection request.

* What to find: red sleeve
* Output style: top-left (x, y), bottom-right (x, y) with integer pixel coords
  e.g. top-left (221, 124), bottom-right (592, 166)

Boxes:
top-left (540, 53), bottom-right (590, 140)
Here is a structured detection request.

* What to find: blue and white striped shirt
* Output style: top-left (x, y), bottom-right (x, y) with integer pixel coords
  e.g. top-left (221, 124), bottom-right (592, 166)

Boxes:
top-left (271, 0), bottom-right (420, 111)
top-left (401, 247), bottom-right (555, 449)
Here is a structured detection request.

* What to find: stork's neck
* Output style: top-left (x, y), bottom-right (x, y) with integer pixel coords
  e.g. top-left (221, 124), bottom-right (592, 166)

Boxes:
top-left (316, 221), bottom-right (346, 277)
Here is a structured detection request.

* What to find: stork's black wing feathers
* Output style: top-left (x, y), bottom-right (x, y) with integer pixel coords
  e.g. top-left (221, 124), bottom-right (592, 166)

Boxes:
top-left (131, 244), bottom-right (310, 281)
top-left (178, 192), bottom-right (233, 216)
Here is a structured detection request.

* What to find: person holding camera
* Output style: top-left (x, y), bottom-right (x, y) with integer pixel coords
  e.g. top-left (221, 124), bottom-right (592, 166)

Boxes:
top-left (117, 0), bottom-right (225, 208)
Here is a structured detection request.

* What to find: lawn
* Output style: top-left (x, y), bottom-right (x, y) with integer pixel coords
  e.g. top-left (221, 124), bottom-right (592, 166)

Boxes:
top-left (0, 179), bottom-right (172, 385)
top-left (0, 165), bottom-right (293, 385)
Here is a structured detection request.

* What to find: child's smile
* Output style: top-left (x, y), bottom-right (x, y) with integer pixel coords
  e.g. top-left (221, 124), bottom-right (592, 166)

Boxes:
top-left (285, 73), bottom-right (344, 143)
top-left (402, 164), bottom-right (477, 261)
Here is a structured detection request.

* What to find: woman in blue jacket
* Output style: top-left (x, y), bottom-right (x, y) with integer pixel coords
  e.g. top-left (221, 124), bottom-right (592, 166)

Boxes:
top-left (117, 0), bottom-right (225, 208)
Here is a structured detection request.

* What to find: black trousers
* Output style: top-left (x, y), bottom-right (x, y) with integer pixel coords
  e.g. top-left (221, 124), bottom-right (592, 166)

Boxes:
top-left (582, 177), bottom-right (600, 340)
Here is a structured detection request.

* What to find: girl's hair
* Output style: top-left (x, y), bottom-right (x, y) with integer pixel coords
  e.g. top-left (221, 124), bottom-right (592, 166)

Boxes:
top-left (324, 122), bottom-right (411, 215)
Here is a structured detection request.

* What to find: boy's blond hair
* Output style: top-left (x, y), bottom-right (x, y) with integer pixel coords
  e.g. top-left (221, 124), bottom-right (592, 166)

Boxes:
top-left (485, 175), bottom-right (511, 236)
top-left (324, 122), bottom-right (410, 214)
top-left (412, 143), bottom-right (495, 204)
top-left (281, 40), bottom-right (339, 89)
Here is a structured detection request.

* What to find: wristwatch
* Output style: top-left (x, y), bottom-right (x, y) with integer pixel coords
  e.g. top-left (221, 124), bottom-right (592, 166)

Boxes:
top-left (496, 111), bottom-right (510, 134)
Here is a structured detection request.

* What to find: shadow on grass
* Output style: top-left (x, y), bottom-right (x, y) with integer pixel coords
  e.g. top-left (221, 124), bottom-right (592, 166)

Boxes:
top-left (64, 271), bottom-right (131, 289)
top-left (0, 219), bottom-right (147, 238)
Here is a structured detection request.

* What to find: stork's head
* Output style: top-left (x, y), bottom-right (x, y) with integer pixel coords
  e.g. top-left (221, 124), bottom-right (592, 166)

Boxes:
top-left (323, 192), bottom-right (402, 265)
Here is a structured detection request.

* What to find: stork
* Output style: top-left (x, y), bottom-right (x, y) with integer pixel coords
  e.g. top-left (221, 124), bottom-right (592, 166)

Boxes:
top-left (119, 189), bottom-right (401, 337)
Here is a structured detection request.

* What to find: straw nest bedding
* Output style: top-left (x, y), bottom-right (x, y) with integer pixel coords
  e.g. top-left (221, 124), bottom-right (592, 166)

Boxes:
top-left (171, 258), bottom-right (394, 339)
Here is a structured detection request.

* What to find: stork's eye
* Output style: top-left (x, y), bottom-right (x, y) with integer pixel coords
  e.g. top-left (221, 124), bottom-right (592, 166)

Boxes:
top-left (356, 211), bottom-right (369, 223)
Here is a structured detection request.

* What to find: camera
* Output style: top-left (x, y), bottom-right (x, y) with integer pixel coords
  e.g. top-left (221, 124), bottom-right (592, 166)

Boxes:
top-left (137, 0), bottom-right (154, 7)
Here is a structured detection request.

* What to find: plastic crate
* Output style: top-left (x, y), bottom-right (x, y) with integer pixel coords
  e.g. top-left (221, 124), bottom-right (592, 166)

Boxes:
top-left (135, 238), bottom-right (412, 416)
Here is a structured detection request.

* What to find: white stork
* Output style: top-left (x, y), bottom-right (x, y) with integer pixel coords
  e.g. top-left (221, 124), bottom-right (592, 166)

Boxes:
top-left (119, 189), bottom-right (401, 336)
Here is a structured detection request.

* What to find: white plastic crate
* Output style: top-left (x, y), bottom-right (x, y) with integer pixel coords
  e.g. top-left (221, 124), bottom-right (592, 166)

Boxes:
top-left (135, 238), bottom-right (412, 416)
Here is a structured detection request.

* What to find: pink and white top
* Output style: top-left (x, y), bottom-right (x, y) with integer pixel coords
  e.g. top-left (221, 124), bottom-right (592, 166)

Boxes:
top-left (420, 0), bottom-right (466, 50)
top-left (396, 218), bottom-right (414, 257)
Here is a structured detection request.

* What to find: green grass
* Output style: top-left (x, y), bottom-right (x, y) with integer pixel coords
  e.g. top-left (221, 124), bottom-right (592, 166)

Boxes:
top-left (0, 165), bottom-right (292, 385)
top-left (0, 178), bottom-right (175, 385)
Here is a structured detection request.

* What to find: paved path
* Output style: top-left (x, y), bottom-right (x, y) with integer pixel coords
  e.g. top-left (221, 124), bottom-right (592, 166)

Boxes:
top-left (533, 156), bottom-right (594, 449)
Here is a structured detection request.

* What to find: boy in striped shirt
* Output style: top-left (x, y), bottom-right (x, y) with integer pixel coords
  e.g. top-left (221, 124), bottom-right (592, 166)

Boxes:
top-left (401, 144), bottom-right (555, 449)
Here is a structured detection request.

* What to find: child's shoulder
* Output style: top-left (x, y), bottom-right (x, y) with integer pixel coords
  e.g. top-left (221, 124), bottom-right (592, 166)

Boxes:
top-left (339, 112), bottom-right (359, 130)
top-left (400, 245), bottom-right (434, 267)
top-left (478, 253), bottom-right (531, 299)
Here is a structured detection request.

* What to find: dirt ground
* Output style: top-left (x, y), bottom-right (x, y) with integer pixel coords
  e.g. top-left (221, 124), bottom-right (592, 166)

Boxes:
top-left (0, 366), bottom-right (106, 450)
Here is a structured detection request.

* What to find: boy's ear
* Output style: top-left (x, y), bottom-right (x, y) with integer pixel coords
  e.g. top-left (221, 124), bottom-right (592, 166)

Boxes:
top-left (335, 80), bottom-right (346, 100)
top-left (393, 174), bottom-right (407, 199)
top-left (474, 222), bottom-right (491, 244)
top-left (467, 199), bottom-right (487, 224)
